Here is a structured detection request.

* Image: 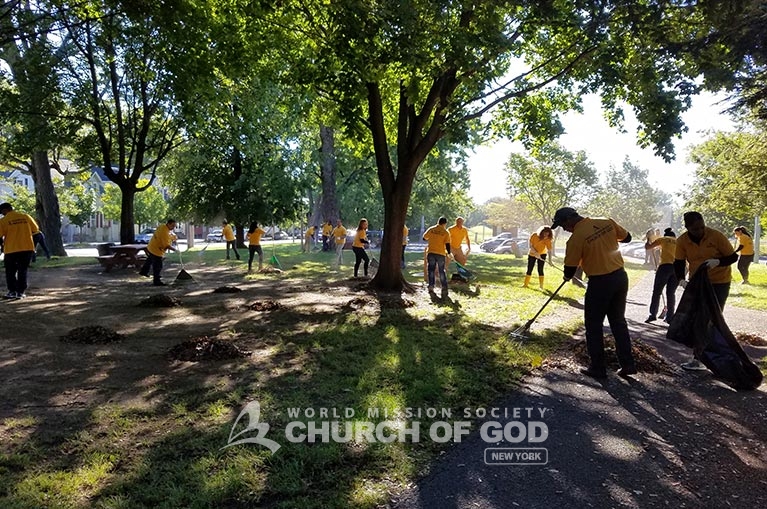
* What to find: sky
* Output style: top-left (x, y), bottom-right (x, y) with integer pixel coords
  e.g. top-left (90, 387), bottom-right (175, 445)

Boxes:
top-left (467, 91), bottom-right (736, 205)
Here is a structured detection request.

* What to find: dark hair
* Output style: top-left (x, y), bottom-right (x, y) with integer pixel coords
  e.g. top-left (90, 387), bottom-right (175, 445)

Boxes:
top-left (683, 211), bottom-right (703, 226)
top-left (0, 202), bottom-right (12, 212)
top-left (438, 217), bottom-right (448, 225)
top-left (248, 221), bottom-right (259, 233)
top-left (734, 226), bottom-right (751, 237)
top-left (357, 218), bottom-right (368, 230)
top-left (663, 228), bottom-right (675, 237)
top-left (166, 219), bottom-right (176, 225)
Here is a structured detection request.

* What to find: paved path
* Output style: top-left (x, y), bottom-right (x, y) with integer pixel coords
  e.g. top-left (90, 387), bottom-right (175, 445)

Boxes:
top-left (392, 271), bottom-right (767, 509)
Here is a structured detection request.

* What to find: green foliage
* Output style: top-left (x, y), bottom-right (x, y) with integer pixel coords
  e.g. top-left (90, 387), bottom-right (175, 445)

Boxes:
top-left (505, 141), bottom-right (598, 225)
top-left (100, 180), bottom-right (168, 227)
top-left (586, 158), bottom-right (671, 235)
top-left (0, 180), bottom-right (35, 214)
top-left (57, 172), bottom-right (96, 228)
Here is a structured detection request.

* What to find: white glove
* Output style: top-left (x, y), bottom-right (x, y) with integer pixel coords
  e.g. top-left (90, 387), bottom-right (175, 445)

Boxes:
top-left (704, 258), bottom-right (720, 268)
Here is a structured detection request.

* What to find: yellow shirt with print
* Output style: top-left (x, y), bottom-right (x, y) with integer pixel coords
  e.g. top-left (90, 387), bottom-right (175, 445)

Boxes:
top-left (353, 229), bottom-right (368, 248)
top-left (222, 224), bottom-right (235, 242)
top-left (402, 225), bottom-right (409, 246)
top-left (528, 233), bottom-right (552, 257)
top-left (322, 223), bottom-right (333, 236)
top-left (448, 225), bottom-right (469, 249)
top-left (648, 236), bottom-right (677, 265)
top-left (564, 217), bottom-right (628, 277)
top-left (675, 227), bottom-right (734, 284)
top-left (0, 210), bottom-right (40, 253)
top-left (736, 235), bottom-right (754, 256)
top-left (248, 228), bottom-right (265, 246)
top-left (147, 224), bottom-right (176, 257)
top-left (423, 224), bottom-right (451, 256)
top-left (331, 226), bottom-right (347, 245)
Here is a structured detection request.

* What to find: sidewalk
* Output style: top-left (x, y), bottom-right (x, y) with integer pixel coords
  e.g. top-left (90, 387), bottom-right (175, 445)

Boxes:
top-left (392, 271), bottom-right (767, 509)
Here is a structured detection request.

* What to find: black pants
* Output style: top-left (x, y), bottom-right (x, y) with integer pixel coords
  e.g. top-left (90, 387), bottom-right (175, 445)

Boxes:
top-left (525, 253), bottom-right (547, 276)
top-left (226, 241), bottom-right (240, 259)
top-left (32, 232), bottom-right (50, 262)
top-left (353, 247), bottom-right (369, 277)
top-left (248, 245), bottom-right (263, 270)
top-left (584, 268), bottom-right (635, 371)
top-left (322, 235), bottom-right (329, 252)
top-left (4, 251), bottom-right (34, 294)
top-left (737, 254), bottom-right (753, 282)
top-left (649, 263), bottom-right (678, 320)
top-left (712, 282), bottom-right (730, 311)
top-left (402, 245), bottom-right (407, 268)
top-left (140, 252), bottom-right (164, 282)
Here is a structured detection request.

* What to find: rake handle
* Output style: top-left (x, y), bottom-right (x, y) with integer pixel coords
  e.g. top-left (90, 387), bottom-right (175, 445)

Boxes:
top-left (527, 279), bottom-right (568, 325)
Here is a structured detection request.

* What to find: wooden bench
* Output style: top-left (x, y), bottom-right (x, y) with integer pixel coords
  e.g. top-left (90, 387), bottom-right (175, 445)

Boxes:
top-left (96, 254), bottom-right (119, 272)
top-left (96, 244), bottom-right (148, 272)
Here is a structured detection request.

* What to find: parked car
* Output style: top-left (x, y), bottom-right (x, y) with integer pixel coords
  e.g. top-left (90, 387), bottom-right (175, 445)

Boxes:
top-left (493, 238), bottom-right (529, 256)
top-left (618, 241), bottom-right (647, 259)
top-left (479, 233), bottom-right (515, 252)
top-left (206, 229), bottom-right (224, 242)
top-left (135, 228), bottom-right (155, 243)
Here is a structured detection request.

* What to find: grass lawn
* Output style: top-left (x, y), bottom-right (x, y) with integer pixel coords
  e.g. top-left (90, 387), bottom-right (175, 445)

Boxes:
top-left (0, 244), bottom-right (749, 508)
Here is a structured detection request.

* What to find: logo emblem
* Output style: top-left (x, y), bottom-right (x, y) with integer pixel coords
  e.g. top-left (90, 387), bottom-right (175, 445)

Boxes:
top-left (221, 401), bottom-right (281, 453)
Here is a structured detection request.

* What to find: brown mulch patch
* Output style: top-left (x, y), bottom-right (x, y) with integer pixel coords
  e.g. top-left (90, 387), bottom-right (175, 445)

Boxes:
top-left (247, 300), bottom-right (281, 311)
top-left (213, 286), bottom-right (242, 294)
top-left (543, 335), bottom-right (674, 374)
top-left (378, 295), bottom-right (416, 309)
top-left (60, 325), bottom-right (124, 344)
top-left (734, 332), bottom-right (767, 347)
top-left (168, 337), bottom-right (252, 362)
top-left (138, 294), bottom-right (182, 307)
top-left (258, 267), bottom-right (283, 274)
top-left (346, 296), bottom-right (376, 310)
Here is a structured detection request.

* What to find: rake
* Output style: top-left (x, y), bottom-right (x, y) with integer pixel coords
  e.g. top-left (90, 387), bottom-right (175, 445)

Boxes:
top-left (536, 256), bottom-right (586, 287)
top-left (175, 248), bottom-right (195, 283)
top-left (508, 279), bottom-right (568, 341)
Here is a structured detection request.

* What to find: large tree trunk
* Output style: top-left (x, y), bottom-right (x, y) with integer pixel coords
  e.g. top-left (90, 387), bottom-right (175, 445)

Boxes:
top-left (310, 125), bottom-right (340, 226)
top-left (119, 186), bottom-right (136, 244)
top-left (373, 173), bottom-right (415, 291)
top-left (30, 151), bottom-right (67, 256)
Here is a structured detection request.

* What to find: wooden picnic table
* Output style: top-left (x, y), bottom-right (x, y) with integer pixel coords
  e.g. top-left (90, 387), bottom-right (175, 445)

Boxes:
top-left (96, 243), bottom-right (148, 272)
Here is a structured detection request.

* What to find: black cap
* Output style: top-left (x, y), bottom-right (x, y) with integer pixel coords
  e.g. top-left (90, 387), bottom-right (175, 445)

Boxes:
top-left (551, 207), bottom-right (578, 229)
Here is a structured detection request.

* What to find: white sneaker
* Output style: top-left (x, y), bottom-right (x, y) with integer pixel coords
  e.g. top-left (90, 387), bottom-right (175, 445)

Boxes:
top-left (681, 359), bottom-right (707, 371)
top-left (16, 293), bottom-right (26, 299)
top-left (2, 292), bottom-right (16, 299)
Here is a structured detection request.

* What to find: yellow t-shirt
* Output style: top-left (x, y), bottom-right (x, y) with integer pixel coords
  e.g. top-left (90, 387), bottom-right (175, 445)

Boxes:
top-left (675, 227), bottom-right (734, 284)
top-left (648, 236), bottom-right (677, 265)
top-left (528, 233), bottom-right (552, 257)
top-left (736, 235), bottom-right (755, 256)
top-left (322, 223), bottom-right (333, 236)
top-left (147, 224), bottom-right (176, 257)
top-left (403, 225), bottom-right (409, 246)
top-left (248, 228), bottom-right (265, 246)
top-left (306, 226), bottom-right (316, 238)
top-left (222, 224), bottom-right (235, 242)
top-left (0, 210), bottom-right (40, 253)
top-left (448, 225), bottom-right (469, 249)
top-left (353, 229), bottom-right (368, 248)
top-left (564, 217), bottom-right (628, 277)
top-left (423, 224), bottom-right (451, 256)
top-left (331, 226), bottom-right (347, 245)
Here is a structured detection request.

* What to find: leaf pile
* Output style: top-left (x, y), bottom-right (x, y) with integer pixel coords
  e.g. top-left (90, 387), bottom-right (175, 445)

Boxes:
top-left (168, 337), bottom-right (252, 362)
top-left (247, 300), bottom-right (281, 311)
top-left (545, 336), bottom-right (674, 374)
top-left (735, 332), bottom-right (767, 346)
top-left (60, 325), bottom-right (123, 344)
top-left (213, 286), bottom-right (242, 294)
top-left (138, 294), bottom-right (181, 307)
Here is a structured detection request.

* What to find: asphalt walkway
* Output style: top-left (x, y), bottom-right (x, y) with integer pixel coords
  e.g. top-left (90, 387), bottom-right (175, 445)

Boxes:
top-left (392, 271), bottom-right (767, 509)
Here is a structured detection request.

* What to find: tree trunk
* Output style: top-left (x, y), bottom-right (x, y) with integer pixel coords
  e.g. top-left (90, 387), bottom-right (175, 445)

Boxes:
top-left (310, 125), bottom-right (340, 226)
top-left (119, 186), bottom-right (136, 244)
top-left (30, 151), bottom-right (67, 256)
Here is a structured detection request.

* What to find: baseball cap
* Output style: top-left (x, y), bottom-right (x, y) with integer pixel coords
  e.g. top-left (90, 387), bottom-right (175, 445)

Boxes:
top-left (551, 207), bottom-right (578, 229)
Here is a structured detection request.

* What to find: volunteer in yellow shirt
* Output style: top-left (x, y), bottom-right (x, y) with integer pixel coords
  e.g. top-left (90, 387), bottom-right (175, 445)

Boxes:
top-left (447, 217), bottom-right (471, 266)
top-left (352, 218), bottom-right (370, 277)
top-left (247, 222), bottom-right (266, 272)
top-left (553, 206), bottom-right (636, 379)
top-left (673, 211), bottom-right (738, 370)
top-left (644, 228), bottom-right (678, 323)
top-left (423, 217), bottom-right (452, 296)
top-left (401, 224), bottom-right (409, 269)
top-left (331, 220), bottom-right (348, 267)
top-left (139, 219), bottom-right (177, 286)
top-left (0, 202), bottom-right (40, 299)
top-left (524, 226), bottom-right (553, 289)
top-left (303, 225), bottom-right (316, 253)
top-left (321, 221), bottom-right (333, 252)
top-left (222, 221), bottom-right (240, 260)
top-left (733, 226), bottom-right (755, 284)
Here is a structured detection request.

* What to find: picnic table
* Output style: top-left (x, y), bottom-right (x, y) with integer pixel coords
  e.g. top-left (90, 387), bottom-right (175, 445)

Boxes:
top-left (96, 243), bottom-right (148, 272)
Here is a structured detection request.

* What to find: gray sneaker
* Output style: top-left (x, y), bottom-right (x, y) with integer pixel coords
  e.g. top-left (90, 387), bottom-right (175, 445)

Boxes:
top-left (681, 359), bottom-right (707, 371)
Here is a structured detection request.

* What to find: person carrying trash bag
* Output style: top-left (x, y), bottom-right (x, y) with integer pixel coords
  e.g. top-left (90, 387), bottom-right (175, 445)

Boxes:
top-left (552, 206), bottom-right (637, 379)
top-left (667, 265), bottom-right (763, 390)
top-left (673, 211), bottom-right (738, 370)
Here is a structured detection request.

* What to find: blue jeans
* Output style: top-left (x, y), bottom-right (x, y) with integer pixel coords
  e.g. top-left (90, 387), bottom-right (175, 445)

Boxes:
top-left (427, 253), bottom-right (448, 289)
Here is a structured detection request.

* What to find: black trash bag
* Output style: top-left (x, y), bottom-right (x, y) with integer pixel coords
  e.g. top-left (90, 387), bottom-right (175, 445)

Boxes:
top-left (667, 268), bottom-right (763, 390)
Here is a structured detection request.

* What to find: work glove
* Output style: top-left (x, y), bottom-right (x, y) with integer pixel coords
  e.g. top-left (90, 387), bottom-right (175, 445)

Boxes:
top-left (563, 275), bottom-right (571, 282)
top-left (704, 258), bottom-right (720, 268)
top-left (679, 280), bottom-right (688, 289)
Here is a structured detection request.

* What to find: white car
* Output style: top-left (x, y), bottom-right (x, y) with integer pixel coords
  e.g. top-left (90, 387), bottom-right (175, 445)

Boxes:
top-left (206, 229), bottom-right (224, 242)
